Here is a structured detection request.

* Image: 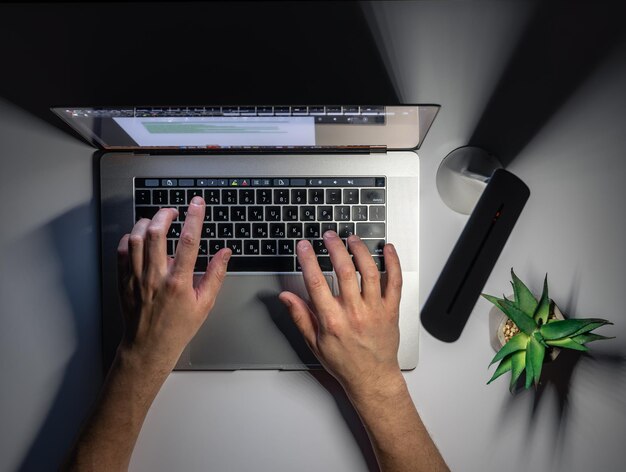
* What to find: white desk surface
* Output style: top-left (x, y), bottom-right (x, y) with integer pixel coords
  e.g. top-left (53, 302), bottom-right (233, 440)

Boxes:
top-left (1, 3), bottom-right (625, 471)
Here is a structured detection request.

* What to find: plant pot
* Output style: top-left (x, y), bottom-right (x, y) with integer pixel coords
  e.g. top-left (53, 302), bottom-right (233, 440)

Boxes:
top-left (488, 298), bottom-right (565, 361)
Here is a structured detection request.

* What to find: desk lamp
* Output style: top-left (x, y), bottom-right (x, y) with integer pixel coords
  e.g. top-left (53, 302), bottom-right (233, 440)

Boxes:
top-left (420, 146), bottom-right (530, 342)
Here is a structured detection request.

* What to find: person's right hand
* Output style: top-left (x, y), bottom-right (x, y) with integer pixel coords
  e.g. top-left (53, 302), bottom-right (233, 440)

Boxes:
top-left (279, 231), bottom-right (404, 397)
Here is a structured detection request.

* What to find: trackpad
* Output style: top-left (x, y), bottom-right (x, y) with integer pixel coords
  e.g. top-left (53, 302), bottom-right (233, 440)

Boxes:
top-left (186, 274), bottom-right (334, 369)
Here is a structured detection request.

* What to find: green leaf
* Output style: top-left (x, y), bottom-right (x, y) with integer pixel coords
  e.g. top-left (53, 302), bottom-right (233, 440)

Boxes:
top-left (533, 275), bottom-right (550, 325)
top-left (499, 298), bottom-right (538, 335)
top-left (489, 332), bottom-right (530, 366)
top-left (571, 319), bottom-right (613, 337)
top-left (528, 336), bottom-right (545, 386)
top-left (509, 350), bottom-right (526, 392)
top-left (487, 356), bottom-right (513, 385)
top-left (511, 269), bottom-right (538, 317)
top-left (525, 345), bottom-right (534, 389)
top-left (571, 333), bottom-right (615, 345)
top-left (540, 318), bottom-right (608, 340)
top-left (546, 337), bottom-right (590, 351)
top-left (482, 293), bottom-right (505, 308)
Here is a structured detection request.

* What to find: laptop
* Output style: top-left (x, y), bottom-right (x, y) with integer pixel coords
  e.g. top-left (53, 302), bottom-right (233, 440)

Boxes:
top-left (52, 105), bottom-right (439, 371)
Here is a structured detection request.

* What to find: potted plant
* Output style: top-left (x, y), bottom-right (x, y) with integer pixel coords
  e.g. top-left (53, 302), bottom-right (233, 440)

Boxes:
top-left (482, 269), bottom-right (614, 391)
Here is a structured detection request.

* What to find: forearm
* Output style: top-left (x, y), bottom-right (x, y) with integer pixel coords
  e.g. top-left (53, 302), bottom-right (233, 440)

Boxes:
top-left (346, 373), bottom-right (449, 472)
top-left (63, 349), bottom-right (170, 471)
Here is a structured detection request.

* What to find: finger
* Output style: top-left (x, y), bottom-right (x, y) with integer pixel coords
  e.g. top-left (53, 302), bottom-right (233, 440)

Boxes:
top-left (145, 208), bottom-right (178, 280)
top-left (128, 219), bottom-right (151, 279)
top-left (171, 196), bottom-right (205, 282)
top-left (348, 235), bottom-right (381, 303)
top-left (382, 243), bottom-right (403, 311)
top-left (296, 239), bottom-right (336, 315)
top-left (117, 233), bottom-right (131, 287)
top-left (323, 231), bottom-right (361, 303)
top-left (197, 247), bottom-right (232, 308)
top-left (279, 291), bottom-right (319, 349)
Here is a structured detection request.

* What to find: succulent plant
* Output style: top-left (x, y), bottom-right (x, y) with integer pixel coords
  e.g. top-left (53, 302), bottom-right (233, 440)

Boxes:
top-left (482, 269), bottom-right (614, 391)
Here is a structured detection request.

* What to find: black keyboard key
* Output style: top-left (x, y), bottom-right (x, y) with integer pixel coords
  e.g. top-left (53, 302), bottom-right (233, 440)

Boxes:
top-left (352, 206), bottom-right (368, 221)
top-left (317, 206), bottom-right (333, 221)
top-left (167, 239), bottom-right (174, 256)
top-left (361, 188), bottom-right (385, 204)
top-left (320, 222), bottom-right (337, 235)
top-left (369, 206), bottom-right (385, 221)
top-left (170, 189), bottom-right (186, 205)
top-left (335, 206), bottom-right (350, 221)
top-left (186, 189), bottom-right (201, 203)
top-left (167, 223), bottom-right (182, 238)
top-left (213, 206), bottom-right (229, 221)
top-left (308, 189), bottom-right (324, 204)
top-left (235, 223), bottom-right (251, 238)
top-left (218, 223), bottom-right (234, 238)
top-left (135, 190), bottom-right (151, 204)
top-left (283, 206), bottom-right (298, 221)
top-left (291, 189), bottom-right (307, 204)
top-left (363, 239), bottom-right (385, 255)
top-left (326, 189), bottom-right (341, 204)
top-left (209, 240), bottom-right (225, 255)
top-left (300, 206), bottom-right (315, 221)
top-left (135, 206), bottom-right (159, 221)
top-left (230, 206), bottom-right (246, 221)
top-left (356, 223), bottom-right (385, 238)
top-left (317, 256), bottom-right (334, 272)
top-left (226, 239), bottom-right (243, 255)
top-left (154, 189), bottom-right (169, 204)
top-left (304, 223), bottom-right (320, 238)
top-left (227, 256), bottom-right (294, 272)
top-left (343, 189), bottom-right (359, 204)
top-left (198, 240), bottom-right (208, 256)
top-left (179, 206), bottom-right (188, 221)
top-left (270, 223), bottom-right (286, 238)
top-left (202, 223), bottom-right (217, 238)
top-left (372, 256), bottom-right (385, 271)
top-left (248, 206), bottom-right (264, 221)
top-left (195, 256), bottom-right (208, 272)
top-left (256, 189), bottom-right (272, 204)
top-left (244, 240), bottom-right (260, 255)
top-left (274, 189), bottom-right (289, 204)
top-left (265, 206), bottom-right (281, 221)
top-left (338, 222), bottom-right (355, 238)
top-left (278, 240), bottom-right (294, 255)
top-left (312, 239), bottom-right (328, 255)
top-left (222, 189), bottom-right (237, 204)
top-left (239, 189), bottom-right (255, 204)
top-left (287, 222), bottom-right (303, 238)
top-left (253, 223), bottom-right (268, 238)
top-left (204, 189), bottom-right (220, 204)
top-left (261, 240), bottom-right (277, 255)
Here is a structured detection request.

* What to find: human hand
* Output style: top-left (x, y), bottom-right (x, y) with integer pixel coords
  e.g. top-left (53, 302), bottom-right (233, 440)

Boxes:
top-left (279, 231), bottom-right (404, 398)
top-left (117, 196), bottom-right (231, 372)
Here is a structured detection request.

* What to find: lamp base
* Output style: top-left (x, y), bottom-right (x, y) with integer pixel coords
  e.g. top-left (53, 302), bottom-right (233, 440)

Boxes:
top-left (436, 146), bottom-right (502, 214)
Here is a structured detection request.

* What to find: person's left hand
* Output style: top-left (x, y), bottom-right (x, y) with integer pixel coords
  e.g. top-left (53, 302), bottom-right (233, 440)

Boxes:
top-left (116, 196), bottom-right (231, 372)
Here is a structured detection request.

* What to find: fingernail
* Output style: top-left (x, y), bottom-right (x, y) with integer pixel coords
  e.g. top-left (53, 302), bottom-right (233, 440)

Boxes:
top-left (297, 240), bottom-right (311, 250)
top-left (223, 250), bottom-right (231, 263)
top-left (191, 196), bottom-right (204, 206)
top-left (282, 297), bottom-right (292, 308)
top-left (323, 230), bottom-right (337, 239)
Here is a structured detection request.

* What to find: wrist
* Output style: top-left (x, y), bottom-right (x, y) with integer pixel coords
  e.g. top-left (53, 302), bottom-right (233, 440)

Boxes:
top-left (343, 369), bottom-right (408, 407)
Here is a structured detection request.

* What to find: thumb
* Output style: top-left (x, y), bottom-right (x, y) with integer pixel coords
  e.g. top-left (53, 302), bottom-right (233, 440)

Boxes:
top-left (279, 291), bottom-right (318, 349)
top-left (197, 248), bottom-right (231, 307)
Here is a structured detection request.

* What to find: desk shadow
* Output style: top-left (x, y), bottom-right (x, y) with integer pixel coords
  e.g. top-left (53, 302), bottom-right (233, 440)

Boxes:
top-left (18, 202), bottom-right (102, 471)
top-left (258, 292), bottom-right (380, 472)
top-left (469, 1), bottom-right (626, 167)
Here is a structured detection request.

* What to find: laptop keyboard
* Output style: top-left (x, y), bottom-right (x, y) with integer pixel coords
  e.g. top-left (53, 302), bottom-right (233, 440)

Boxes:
top-left (134, 177), bottom-right (386, 273)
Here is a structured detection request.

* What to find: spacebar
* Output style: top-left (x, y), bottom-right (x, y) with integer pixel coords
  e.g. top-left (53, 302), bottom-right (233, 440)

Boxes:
top-left (226, 256), bottom-right (295, 272)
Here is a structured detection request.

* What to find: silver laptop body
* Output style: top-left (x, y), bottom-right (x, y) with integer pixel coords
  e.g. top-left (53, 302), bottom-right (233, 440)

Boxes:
top-left (53, 105), bottom-right (439, 371)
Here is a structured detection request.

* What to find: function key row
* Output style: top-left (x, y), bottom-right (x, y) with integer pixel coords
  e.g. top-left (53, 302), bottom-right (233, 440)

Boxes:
top-left (135, 188), bottom-right (385, 206)
top-left (136, 177), bottom-right (385, 188)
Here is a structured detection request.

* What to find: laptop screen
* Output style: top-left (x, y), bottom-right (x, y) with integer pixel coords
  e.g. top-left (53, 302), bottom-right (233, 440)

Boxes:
top-left (51, 105), bottom-right (438, 151)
